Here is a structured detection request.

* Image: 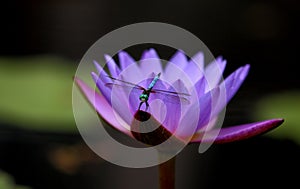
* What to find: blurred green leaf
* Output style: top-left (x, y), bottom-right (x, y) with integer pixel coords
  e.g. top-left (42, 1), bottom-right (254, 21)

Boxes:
top-left (0, 56), bottom-right (80, 132)
top-left (253, 90), bottom-right (300, 144)
top-left (0, 171), bottom-right (31, 189)
top-left (0, 171), bottom-right (14, 189)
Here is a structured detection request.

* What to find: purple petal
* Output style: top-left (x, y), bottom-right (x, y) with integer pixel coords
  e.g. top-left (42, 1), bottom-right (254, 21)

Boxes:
top-left (91, 61), bottom-right (112, 104)
top-left (183, 61), bottom-right (204, 85)
top-left (213, 64), bottom-right (250, 117)
top-left (175, 87), bottom-right (220, 139)
top-left (183, 52), bottom-right (205, 84)
top-left (164, 50), bottom-right (188, 84)
top-left (167, 50), bottom-right (188, 70)
top-left (204, 57), bottom-right (227, 91)
top-left (118, 51), bottom-right (135, 70)
top-left (109, 83), bottom-right (135, 125)
top-left (74, 77), bottom-right (133, 137)
top-left (92, 61), bottom-right (135, 125)
top-left (228, 64), bottom-right (250, 102)
top-left (162, 97), bottom-right (181, 133)
top-left (170, 79), bottom-right (189, 97)
top-left (189, 51), bottom-right (204, 71)
top-left (193, 77), bottom-right (207, 99)
top-left (117, 52), bottom-right (143, 84)
top-left (191, 119), bottom-right (284, 143)
top-left (139, 48), bottom-right (163, 76)
top-left (93, 60), bottom-right (105, 75)
top-left (196, 88), bottom-right (220, 130)
top-left (104, 54), bottom-right (120, 78)
top-left (175, 101), bottom-right (200, 140)
top-left (151, 80), bottom-right (181, 133)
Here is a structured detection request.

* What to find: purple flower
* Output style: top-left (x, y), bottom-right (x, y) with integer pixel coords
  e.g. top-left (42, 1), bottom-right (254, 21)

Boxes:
top-left (74, 49), bottom-right (283, 144)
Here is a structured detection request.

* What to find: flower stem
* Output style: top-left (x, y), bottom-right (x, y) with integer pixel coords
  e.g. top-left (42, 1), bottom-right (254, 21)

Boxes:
top-left (159, 157), bottom-right (175, 189)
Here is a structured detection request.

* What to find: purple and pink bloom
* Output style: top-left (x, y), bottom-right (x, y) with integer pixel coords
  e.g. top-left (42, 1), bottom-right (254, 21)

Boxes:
top-left (75, 49), bottom-right (283, 144)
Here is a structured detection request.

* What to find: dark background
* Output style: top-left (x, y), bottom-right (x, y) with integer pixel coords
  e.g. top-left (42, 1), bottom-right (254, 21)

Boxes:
top-left (0, 0), bottom-right (299, 188)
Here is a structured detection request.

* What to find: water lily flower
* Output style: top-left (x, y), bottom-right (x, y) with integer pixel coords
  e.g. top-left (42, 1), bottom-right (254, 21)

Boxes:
top-left (74, 49), bottom-right (283, 145)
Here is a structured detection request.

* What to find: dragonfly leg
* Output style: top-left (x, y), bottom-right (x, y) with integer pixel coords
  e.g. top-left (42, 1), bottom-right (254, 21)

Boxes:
top-left (145, 101), bottom-right (150, 112)
top-left (138, 101), bottom-right (150, 111)
top-left (138, 102), bottom-right (144, 110)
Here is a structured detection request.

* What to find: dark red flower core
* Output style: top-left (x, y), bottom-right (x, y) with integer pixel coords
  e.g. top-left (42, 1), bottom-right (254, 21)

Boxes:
top-left (131, 110), bottom-right (173, 146)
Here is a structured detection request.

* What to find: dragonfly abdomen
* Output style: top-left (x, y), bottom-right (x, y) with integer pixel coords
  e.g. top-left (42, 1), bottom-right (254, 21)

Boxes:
top-left (147, 73), bottom-right (161, 90)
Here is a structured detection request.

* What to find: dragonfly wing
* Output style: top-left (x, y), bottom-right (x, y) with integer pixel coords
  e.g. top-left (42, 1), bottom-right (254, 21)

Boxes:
top-left (105, 75), bottom-right (146, 93)
top-left (106, 76), bottom-right (145, 90)
top-left (151, 89), bottom-right (191, 104)
top-left (105, 75), bottom-right (191, 104)
top-left (105, 83), bottom-right (144, 94)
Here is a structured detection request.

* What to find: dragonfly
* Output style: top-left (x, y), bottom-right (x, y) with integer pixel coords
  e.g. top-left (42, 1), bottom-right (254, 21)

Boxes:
top-left (105, 73), bottom-right (191, 111)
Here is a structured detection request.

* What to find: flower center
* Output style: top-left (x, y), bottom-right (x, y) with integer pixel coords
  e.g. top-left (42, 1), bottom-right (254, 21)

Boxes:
top-left (131, 110), bottom-right (172, 146)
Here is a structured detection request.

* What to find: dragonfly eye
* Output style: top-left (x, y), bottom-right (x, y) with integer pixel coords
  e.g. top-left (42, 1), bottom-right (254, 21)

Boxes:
top-left (139, 94), bottom-right (148, 102)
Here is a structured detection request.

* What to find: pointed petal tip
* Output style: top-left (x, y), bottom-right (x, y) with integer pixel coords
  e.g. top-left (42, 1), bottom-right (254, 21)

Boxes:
top-left (104, 54), bottom-right (112, 60)
top-left (118, 51), bottom-right (129, 60)
top-left (272, 118), bottom-right (284, 122)
top-left (191, 118), bottom-right (284, 144)
top-left (239, 64), bottom-right (250, 80)
top-left (73, 76), bottom-right (81, 85)
top-left (93, 60), bottom-right (104, 74)
top-left (93, 60), bottom-right (100, 66)
top-left (191, 51), bottom-right (204, 61)
top-left (189, 51), bottom-right (204, 70)
top-left (213, 118), bottom-right (285, 144)
top-left (148, 48), bottom-right (158, 54)
top-left (175, 49), bottom-right (186, 56)
top-left (118, 50), bottom-right (127, 55)
top-left (216, 56), bottom-right (224, 62)
top-left (141, 48), bottom-right (159, 59)
top-left (243, 64), bottom-right (250, 73)
top-left (118, 50), bottom-right (133, 59)
top-left (91, 72), bottom-right (98, 82)
top-left (244, 63), bottom-right (250, 69)
top-left (219, 59), bottom-right (227, 70)
top-left (74, 77), bottom-right (95, 100)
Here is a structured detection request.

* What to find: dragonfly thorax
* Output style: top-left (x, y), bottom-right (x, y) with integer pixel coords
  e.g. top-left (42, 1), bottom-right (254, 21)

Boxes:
top-left (139, 93), bottom-right (149, 102)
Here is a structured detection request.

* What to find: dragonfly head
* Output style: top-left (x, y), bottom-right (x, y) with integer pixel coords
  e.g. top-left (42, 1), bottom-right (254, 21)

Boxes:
top-left (139, 94), bottom-right (149, 102)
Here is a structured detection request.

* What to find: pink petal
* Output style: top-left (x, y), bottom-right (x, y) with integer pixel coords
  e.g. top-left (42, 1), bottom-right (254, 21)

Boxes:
top-left (191, 119), bottom-right (284, 143)
top-left (74, 77), bottom-right (133, 137)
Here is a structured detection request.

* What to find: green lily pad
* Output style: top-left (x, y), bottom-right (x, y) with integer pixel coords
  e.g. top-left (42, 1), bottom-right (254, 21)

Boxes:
top-left (0, 56), bottom-right (85, 132)
top-left (253, 90), bottom-right (300, 144)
